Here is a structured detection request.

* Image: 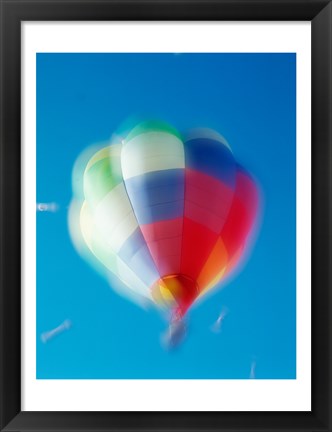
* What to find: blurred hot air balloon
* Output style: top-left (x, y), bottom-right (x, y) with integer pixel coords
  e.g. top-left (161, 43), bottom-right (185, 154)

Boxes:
top-left (69, 120), bottom-right (260, 337)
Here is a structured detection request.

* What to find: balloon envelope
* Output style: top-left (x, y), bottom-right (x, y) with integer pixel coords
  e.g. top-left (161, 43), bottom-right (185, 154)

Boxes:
top-left (69, 121), bottom-right (260, 318)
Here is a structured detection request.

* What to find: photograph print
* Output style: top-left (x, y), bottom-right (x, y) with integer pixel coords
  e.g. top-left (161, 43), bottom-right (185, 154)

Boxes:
top-left (36, 53), bottom-right (296, 380)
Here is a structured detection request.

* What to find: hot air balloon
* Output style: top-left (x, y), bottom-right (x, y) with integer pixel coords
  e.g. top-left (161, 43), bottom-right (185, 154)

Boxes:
top-left (69, 120), bottom-right (260, 336)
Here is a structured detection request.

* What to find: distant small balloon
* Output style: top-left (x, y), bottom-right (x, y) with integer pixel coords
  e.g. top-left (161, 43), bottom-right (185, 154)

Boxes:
top-left (41, 319), bottom-right (72, 343)
top-left (250, 360), bottom-right (256, 379)
top-left (36, 202), bottom-right (59, 212)
top-left (211, 306), bottom-right (229, 333)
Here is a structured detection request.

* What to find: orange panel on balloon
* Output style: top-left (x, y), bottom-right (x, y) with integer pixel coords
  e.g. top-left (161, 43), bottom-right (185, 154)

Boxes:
top-left (200, 246), bottom-right (243, 295)
top-left (199, 268), bottom-right (226, 297)
top-left (224, 247), bottom-right (243, 277)
top-left (197, 238), bottom-right (228, 291)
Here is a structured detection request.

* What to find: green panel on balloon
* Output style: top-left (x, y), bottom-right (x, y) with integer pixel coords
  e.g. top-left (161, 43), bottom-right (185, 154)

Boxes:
top-left (125, 120), bottom-right (182, 143)
top-left (83, 146), bottom-right (123, 207)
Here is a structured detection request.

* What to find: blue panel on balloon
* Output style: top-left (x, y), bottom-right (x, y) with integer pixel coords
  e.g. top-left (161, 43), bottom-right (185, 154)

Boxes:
top-left (129, 246), bottom-right (160, 286)
top-left (118, 228), bottom-right (146, 262)
top-left (118, 228), bottom-right (159, 285)
top-left (125, 169), bottom-right (185, 224)
top-left (137, 200), bottom-right (185, 225)
top-left (185, 138), bottom-right (236, 187)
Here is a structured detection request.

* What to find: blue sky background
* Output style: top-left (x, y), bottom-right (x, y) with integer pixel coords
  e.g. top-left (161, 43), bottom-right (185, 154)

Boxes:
top-left (36, 53), bottom-right (296, 379)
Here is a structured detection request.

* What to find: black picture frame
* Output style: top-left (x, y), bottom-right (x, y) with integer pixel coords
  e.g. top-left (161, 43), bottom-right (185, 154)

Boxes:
top-left (0, 1), bottom-right (331, 431)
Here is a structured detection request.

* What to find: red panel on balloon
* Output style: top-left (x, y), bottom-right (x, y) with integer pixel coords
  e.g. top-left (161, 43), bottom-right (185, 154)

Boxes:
top-left (147, 238), bottom-right (182, 275)
top-left (156, 254), bottom-right (182, 276)
top-left (185, 169), bottom-right (234, 221)
top-left (141, 219), bottom-right (184, 276)
top-left (147, 236), bottom-right (182, 259)
top-left (180, 217), bottom-right (219, 281)
top-left (140, 218), bottom-right (183, 241)
top-left (220, 197), bottom-right (248, 258)
top-left (221, 171), bottom-right (259, 260)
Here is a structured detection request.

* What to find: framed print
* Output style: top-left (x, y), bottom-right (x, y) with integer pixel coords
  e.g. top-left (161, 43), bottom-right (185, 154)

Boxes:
top-left (0, 1), bottom-right (331, 431)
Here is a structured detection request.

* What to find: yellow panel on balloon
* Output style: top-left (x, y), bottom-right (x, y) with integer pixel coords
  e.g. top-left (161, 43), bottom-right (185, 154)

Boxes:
top-left (151, 283), bottom-right (166, 307)
top-left (159, 284), bottom-right (176, 304)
